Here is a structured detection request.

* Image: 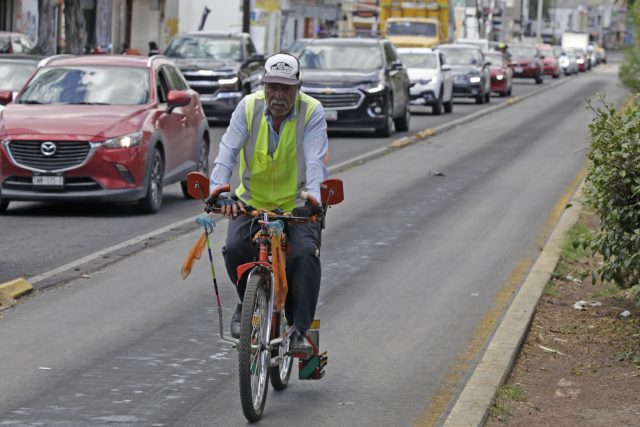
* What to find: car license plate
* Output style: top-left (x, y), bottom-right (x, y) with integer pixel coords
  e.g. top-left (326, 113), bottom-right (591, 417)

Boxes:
top-left (33, 175), bottom-right (64, 187)
top-left (324, 109), bottom-right (337, 121)
top-left (513, 67), bottom-right (523, 73)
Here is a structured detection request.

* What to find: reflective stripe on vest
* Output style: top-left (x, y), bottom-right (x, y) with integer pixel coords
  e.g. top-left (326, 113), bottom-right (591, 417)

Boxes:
top-left (235, 91), bottom-right (319, 211)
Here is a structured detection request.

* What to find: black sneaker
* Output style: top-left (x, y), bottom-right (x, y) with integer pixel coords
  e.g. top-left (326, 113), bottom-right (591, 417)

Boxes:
top-left (230, 303), bottom-right (242, 338)
top-left (289, 331), bottom-right (312, 356)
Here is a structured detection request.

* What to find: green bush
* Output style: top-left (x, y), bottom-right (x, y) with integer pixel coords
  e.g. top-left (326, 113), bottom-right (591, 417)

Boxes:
top-left (584, 99), bottom-right (640, 302)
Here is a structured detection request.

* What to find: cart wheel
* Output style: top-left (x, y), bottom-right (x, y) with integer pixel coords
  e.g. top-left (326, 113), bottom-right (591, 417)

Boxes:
top-left (269, 311), bottom-right (293, 391)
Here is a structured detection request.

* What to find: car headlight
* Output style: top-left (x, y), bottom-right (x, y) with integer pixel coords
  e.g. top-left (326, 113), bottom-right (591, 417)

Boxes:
top-left (496, 74), bottom-right (504, 80)
top-left (419, 76), bottom-right (437, 85)
top-left (362, 82), bottom-right (385, 93)
top-left (218, 76), bottom-right (240, 91)
top-left (577, 58), bottom-right (584, 64)
top-left (469, 76), bottom-right (481, 84)
top-left (103, 131), bottom-right (143, 149)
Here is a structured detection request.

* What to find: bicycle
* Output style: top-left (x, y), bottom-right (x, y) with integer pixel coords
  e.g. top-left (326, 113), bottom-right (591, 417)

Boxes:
top-left (182, 171), bottom-right (344, 422)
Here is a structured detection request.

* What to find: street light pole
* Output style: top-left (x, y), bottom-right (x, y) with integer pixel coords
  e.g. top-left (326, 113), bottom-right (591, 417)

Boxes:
top-left (243, 0), bottom-right (250, 33)
top-left (535, 0), bottom-right (543, 43)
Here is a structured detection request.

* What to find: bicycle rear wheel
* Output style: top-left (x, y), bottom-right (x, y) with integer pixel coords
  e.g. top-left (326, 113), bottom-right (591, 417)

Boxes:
top-left (269, 311), bottom-right (293, 390)
top-left (238, 273), bottom-right (271, 422)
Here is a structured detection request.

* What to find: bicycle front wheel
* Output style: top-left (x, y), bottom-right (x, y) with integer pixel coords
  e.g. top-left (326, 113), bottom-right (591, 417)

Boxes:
top-left (238, 273), bottom-right (270, 422)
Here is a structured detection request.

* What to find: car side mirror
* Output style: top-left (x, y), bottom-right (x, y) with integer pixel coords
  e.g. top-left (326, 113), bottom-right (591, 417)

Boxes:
top-left (390, 61), bottom-right (404, 71)
top-left (249, 54), bottom-right (265, 63)
top-left (167, 90), bottom-right (190, 113)
top-left (0, 90), bottom-right (13, 106)
top-left (441, 64), bottom-right (451, 71)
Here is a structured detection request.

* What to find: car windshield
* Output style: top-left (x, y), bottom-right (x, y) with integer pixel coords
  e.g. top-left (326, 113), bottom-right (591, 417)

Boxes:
top-left (398, 52), bottom-right (437, 69)
top-left (0, 62), bottom-right (36, 91)
top-left (510, 46), bottom-right (537, 58)
top-left (299, 44), bottom-right (382, 71)
top-left (288, 39), bottom-right (310, 53)
top-left (164, 36), bottom-right (243, 61)
top-left (484, 52), bottom-right (503, 65)
top-left (439, 48), bottom-right (483, 65)
top-left (19, 66), bottom-right (149, 105)
top-left (386, 21), bottom-right (437, 37)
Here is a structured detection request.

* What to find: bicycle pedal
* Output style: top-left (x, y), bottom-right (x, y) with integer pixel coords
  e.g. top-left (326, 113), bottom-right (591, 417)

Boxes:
top-left (298, 351), bottom-right (327, 380)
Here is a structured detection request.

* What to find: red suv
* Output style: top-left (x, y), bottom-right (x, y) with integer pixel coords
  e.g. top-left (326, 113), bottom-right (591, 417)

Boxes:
top-left (0, 55), bottom-right (210, 213)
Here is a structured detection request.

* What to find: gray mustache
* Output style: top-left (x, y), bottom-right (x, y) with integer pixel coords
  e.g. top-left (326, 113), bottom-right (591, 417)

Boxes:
top-left (270, 100), bottom-right (289, 108)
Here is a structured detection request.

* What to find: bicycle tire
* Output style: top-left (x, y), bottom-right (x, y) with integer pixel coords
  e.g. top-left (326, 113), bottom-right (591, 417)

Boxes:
top-left (269, 311), bottom-right (293, 391)
top-left (238, 273), bottom-right (270, 422)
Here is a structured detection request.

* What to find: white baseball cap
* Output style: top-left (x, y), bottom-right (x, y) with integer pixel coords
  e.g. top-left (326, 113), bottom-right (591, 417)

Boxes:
top-left (261, 53), bottom-right (301, 85)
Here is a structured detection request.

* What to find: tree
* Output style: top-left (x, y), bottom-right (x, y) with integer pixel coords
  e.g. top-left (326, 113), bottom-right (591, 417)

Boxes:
top-left (34, 0), bottom-right (57, 55)
top-left (64, 0), bottom-right (87, 54)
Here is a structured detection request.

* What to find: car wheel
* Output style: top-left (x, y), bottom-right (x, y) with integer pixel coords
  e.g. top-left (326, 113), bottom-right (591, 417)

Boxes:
top-left (181, 138), bottom-right (210, 199)
top-left (394, 101), bottom-right (410, 132)
top-left (0, 198), bottom-right (8, 213)
top-left (136, 149), bottom-right (164, 214)
top-left (485, 90), bottom-right (491, 103)
top-left (443, 97), bottom-right (453, 113)
top-left (375, 99), bottom-right (394, 137)
top-left (432, 93), bottom-right (443, 115)
top-left (553, 72), bottom-right (560, 79)
top-left (475, 92), bottom-right (485, 104)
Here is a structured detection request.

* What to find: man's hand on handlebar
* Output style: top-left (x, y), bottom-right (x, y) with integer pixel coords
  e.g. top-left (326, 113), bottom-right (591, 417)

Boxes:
top-left (215, 196), bottom-right (245, 219)
top-left (291, 202), bottom-right (323, 218)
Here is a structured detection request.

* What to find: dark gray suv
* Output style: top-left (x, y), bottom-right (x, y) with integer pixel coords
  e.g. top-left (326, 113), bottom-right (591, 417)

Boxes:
top-left (298, 38), bottom-right (411, 137)
top-left (164, 32), bottom-right (264, 120)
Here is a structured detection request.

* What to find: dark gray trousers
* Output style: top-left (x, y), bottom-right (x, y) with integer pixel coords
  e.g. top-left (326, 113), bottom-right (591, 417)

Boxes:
top-left (222, 216), bottom-right (321, 333)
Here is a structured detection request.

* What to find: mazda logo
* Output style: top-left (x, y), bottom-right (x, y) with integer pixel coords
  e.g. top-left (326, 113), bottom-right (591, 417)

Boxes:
top-left (40, 142), bottom-right (56, 156)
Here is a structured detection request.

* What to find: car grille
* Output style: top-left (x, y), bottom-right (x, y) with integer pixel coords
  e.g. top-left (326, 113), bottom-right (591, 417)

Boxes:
top-left (307, 91), bottom-right (363, 109)
top-left (2, 176), bottom-right (102, 192)
top-left (7, 141), bottom-right (91, 171)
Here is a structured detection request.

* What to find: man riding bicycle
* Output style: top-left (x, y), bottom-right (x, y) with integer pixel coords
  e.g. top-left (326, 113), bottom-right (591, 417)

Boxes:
top-left (209, 52), bottom-right (328, 355)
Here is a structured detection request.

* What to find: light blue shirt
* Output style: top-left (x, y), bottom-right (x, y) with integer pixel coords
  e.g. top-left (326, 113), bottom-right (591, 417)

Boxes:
top-left (210, 92), bottom-right (329, 203)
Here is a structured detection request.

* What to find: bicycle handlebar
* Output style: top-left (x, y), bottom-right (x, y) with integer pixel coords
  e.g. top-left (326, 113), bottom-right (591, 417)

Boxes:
top-left (205, 184), bottom-right (321, 219)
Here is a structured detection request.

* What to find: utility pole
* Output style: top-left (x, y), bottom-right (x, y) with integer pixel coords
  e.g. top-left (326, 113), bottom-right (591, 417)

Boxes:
top-left (535, 0), bottom-right (543, 43)
top-left (243, 0), bottom-right (250, 33)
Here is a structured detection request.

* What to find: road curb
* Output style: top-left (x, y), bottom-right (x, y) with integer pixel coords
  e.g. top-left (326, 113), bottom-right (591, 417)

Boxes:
top-left (441, 180), bottom-right (585, 427)
top-left (0, 277), bottom-right (33, 300)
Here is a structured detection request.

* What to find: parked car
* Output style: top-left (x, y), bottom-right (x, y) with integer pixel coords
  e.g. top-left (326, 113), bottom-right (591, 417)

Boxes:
top-left (537, 43), bottom-right (561, 78)
top-left (299, 38), bottom-right (411, 137)
top-left (0, 54), bottom-right (42, 101)
top-left (397, 47), bottom-right (453, 114)
top-left (507, 44), bottom-right (544, 84)
top-left (0, 32), bottom-right (35, 54)
top-left (557, 47), bottom-right (578, 75)
top-left (164, 31), bottom-right (265, 121)
top-left (0, 55), bottom-right (210, 213)
top-left (483, 50), bottom-right (513, 97)
top-left (438, 44), bottom-right (491, 104)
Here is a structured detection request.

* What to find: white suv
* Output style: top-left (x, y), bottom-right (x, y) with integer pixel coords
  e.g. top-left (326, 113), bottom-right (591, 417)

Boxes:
top-left (397, 48), bottom-right (454, 115)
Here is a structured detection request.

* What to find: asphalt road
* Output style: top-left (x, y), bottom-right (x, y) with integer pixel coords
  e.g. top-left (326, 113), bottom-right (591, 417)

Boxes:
top-left (0, 64), bottom-right (626, 426)
top-left (0, 75), bottom-right (559, 284)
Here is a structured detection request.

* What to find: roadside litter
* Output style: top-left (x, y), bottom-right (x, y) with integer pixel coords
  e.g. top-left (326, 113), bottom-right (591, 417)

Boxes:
top-left (573, 300), bottom-right (602, 310)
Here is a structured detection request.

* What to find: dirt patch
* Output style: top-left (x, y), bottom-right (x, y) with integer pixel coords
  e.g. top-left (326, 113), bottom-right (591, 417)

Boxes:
top-left (485, 211), bottom-right (640, 427)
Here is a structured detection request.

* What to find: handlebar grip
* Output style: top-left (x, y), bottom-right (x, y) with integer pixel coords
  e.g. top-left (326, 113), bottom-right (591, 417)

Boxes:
top-left (206, 184), bottom-right (231, 206)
